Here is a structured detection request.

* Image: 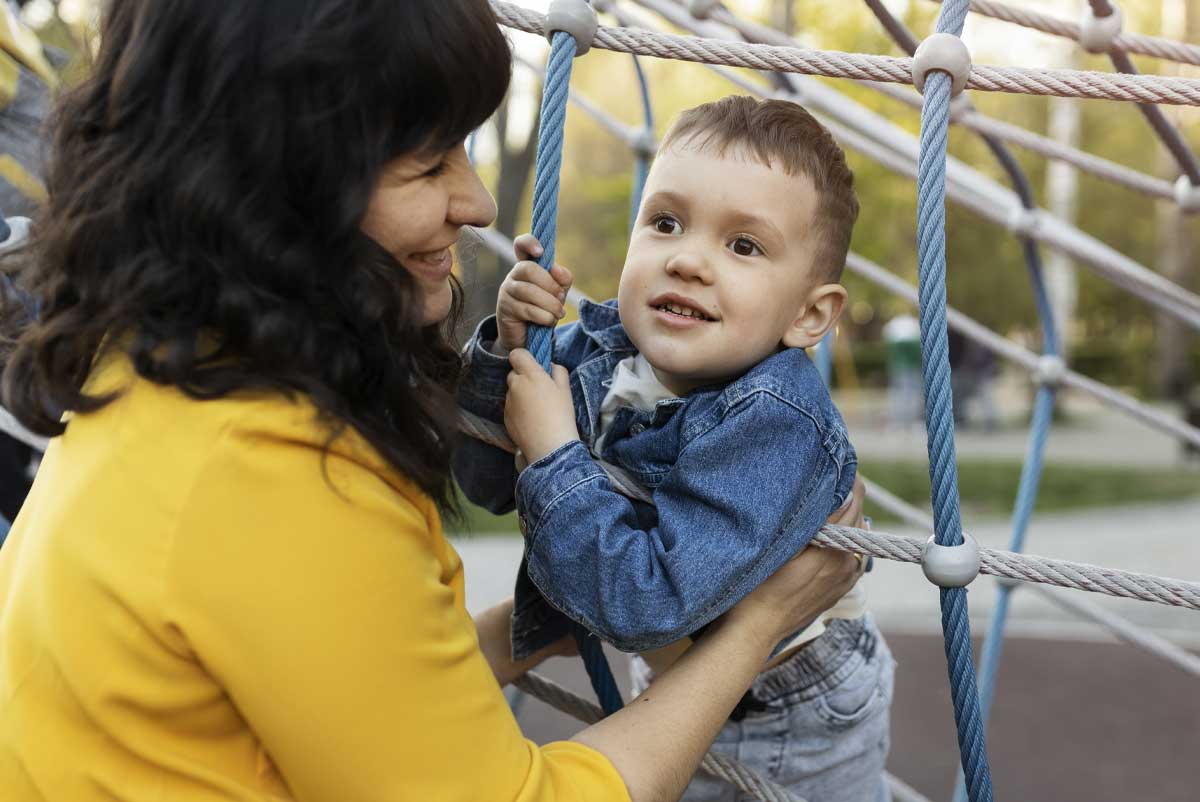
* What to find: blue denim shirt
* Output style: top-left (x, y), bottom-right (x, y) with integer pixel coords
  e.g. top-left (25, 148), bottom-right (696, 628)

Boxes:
top-left (453, 300), bottom-right (857, 659)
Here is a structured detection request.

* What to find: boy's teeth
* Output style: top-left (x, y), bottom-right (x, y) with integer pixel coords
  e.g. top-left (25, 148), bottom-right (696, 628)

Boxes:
top-left (660, 303), bottom-right (705, 319)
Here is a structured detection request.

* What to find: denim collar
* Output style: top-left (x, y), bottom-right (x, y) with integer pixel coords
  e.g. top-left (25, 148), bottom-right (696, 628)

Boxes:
top-left (575, 299), bottom-right (635, 353)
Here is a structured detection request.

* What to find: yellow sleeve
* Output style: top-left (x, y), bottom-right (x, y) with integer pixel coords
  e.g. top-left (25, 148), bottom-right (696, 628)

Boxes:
top-left (166, 420), bottom-right (631, 802)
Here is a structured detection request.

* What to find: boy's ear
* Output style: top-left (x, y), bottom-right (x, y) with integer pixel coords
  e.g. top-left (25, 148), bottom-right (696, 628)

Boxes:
top-left (782, 284), bottom-right (847, 349)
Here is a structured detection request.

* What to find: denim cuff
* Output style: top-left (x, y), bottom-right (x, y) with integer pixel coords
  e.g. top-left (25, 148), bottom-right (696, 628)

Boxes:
top-left (458, 315), bottom-right (511, 422)
top-left (510, 557), bottom-right (574, 661)
top-left (515, 439), bottom-right (606, 546)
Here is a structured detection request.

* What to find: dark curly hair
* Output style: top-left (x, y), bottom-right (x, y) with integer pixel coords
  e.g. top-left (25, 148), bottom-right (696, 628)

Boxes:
top-left (1, 0), bottom-right (511, 509)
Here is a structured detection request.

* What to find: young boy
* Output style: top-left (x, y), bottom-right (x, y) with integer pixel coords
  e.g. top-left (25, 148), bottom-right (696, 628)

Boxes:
top-left (454, 96), bottom-right (893, 802)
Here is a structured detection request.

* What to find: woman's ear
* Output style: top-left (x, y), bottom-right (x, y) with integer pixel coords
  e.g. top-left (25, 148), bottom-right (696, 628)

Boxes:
top-left (782, 284), bottom-right (847, 349)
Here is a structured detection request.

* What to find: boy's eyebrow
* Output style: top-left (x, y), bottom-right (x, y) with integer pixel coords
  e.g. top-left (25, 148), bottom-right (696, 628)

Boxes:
top-left (723, 210), bottom-right (786, 248)
top-left (641, 190), bottom-right (689, 210)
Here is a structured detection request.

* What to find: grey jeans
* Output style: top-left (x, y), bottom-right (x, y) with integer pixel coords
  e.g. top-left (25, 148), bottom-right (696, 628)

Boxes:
top-left (630, 616), bottom-right (895, 802)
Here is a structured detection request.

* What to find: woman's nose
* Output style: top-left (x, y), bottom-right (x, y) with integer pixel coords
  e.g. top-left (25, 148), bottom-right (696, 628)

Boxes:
top-left (665, 251), bottom-right (712, 284)
top-left (448, 154), bottom-right (498, 229)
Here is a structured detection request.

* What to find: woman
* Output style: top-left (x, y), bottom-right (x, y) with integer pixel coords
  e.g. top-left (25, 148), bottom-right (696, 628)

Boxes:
top-left (0, 2), bottom-right (865, 800)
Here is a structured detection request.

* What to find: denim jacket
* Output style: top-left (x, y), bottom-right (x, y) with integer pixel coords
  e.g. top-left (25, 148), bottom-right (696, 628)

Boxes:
top-left (453, 300), bottom-right (857, 659)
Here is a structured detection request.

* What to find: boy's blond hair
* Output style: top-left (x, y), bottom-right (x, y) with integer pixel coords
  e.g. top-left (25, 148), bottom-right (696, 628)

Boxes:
top-left (660, 95), bottom-right (859, 282)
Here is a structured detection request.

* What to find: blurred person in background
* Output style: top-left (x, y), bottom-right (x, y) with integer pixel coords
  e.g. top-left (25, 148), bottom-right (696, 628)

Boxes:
top-left (0, 0), bottom-right (60, 543)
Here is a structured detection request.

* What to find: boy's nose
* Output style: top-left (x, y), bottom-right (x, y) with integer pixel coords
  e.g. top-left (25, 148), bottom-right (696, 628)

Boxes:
top-left (664, 251), bottom-right (713, 284)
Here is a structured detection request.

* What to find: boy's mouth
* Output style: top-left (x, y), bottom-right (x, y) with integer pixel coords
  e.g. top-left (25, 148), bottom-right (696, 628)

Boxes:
top-left (649, 293), bottom-right (716, 322)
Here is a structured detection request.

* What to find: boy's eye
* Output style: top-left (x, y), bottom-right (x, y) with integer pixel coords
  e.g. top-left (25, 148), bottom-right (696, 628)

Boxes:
top-left (651, 214), bottom-right (682, 235)
top-left (730, 236), bottom-right (763, 257)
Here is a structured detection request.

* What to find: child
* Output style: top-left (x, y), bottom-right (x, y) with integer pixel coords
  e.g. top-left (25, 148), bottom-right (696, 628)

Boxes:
top-left (454, 96), bottom-right (893, 802)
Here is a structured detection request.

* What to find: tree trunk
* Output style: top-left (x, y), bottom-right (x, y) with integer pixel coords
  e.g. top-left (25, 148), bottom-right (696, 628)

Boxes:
top-left (1044, 3), bottom-right (1081, 358)
top-left (1153, 0), bottom-right (1197, 403)
top-left (770, 0), bottom-right (794, 37)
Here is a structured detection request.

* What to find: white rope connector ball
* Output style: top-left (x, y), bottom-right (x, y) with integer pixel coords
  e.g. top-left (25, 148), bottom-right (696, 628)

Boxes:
top-left (1078, 5), bottom-right (1123, 55)
top-left (1005, 205), bottom-right (1040, 238)
top-left (546, 0), bottom-right (599, 55)
top-left (687, 0), bottom-right (722, 20)
top-left (1034, 354), bottom-right (1067, 387)
top-left (629, 127), bottom-right (657, 159)
top-left (1173, 175), bottom-right (1200, 213)
top-left (921, 533), bottom-right (982, 588)
top-left (911, 32), bottom-right (972, 97)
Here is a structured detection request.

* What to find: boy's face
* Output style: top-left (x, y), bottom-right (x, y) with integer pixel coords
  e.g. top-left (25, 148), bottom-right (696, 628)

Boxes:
top-left (617, 141), bottom-right (833, 395)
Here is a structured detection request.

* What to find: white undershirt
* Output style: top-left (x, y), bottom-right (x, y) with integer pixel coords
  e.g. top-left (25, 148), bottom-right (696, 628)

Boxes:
top-left (593, 354), bottom-right (866, 662)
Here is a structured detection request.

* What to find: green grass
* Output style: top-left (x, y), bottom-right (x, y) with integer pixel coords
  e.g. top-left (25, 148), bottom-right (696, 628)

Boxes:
top-left (860, 459), bottom-right (1200, 524)
top-left (446, 460), bottom-right (1200, 535)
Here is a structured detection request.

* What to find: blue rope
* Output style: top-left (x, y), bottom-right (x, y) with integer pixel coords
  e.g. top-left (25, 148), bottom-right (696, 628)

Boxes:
top-left (815, 328), bottom-right (835, 386)
top-left (951, 236), bottom-right (1061, 802)
top-left (629, 54), bottom-right (654, 230)
top-left (915, 2), bottom-right (994, 800)
top-left (525, 31), bottom-right (574, 368)
top-left (525, 27), bottom-right (625, 717)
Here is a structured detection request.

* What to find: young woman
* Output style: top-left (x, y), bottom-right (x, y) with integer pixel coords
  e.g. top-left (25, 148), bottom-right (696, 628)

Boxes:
top-left (0, 2), bottom-right (865, 800)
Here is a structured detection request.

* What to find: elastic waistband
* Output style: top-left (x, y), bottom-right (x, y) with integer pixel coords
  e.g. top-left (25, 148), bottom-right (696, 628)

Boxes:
top-left (750, 617), bottom-right (874, 703)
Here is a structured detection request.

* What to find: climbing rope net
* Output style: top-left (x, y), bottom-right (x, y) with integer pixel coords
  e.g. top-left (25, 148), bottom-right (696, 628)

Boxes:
top-left (457, 1), bottom-right (1200, 801)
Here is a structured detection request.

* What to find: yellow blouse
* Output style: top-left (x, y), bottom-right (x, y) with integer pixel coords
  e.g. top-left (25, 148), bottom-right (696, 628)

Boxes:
top-left (0, 353), bottom-right (630, 802)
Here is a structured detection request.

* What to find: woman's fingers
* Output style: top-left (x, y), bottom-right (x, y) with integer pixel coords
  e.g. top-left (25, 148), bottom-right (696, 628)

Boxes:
top-left (828, 476), bottom-right (866, 528)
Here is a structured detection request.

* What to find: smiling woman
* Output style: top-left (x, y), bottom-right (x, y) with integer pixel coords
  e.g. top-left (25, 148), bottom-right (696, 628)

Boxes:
top-left (1, 0), bottom-right (508, 508)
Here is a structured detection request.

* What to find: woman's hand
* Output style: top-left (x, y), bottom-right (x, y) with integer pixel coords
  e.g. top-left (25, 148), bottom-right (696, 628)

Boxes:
top-left (473, 598), bottom-right (578, 687)
top-left (830, 475), bottom-right (867, 530)
top-left (504, 348), bottom-right (580, 464)
top-left (728, 546), bottom-right (864, 650)
top-left (493, 234), bottom-right (573, 356)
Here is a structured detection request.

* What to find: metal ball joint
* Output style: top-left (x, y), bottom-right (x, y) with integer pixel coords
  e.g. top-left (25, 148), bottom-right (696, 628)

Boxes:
top-left (546, 0), bottom-right (599, 56)
top-left (921, 533), bottom-right (981, 588)
top-left (1034, 354), bottom-right (1066, 388)
top-left (1005, 205), bottom-right (1040, 238)
top-left (687, 0), bottom-right (722, 20)
top-left (911, 33), bottom-right (972, 97)
top-left (1078, 5), bottom-right (1123, 55)
top-left (629, 127), bottom-right (658, 159)
top-left (1173, 175), bottom-right (1200, 213)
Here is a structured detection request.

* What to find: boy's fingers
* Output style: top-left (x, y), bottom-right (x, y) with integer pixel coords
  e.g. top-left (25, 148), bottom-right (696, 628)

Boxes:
top-left (508, 348), bottom-right (538, 374)
top-left (549, 264), bottom-right (573, 290)
top-left (513, 233), bottom-right (544, 261)
top-left (511, 261), bottom-right (567, 298)
top-left (551, 364), bottom-right (570, 388)
top-left (501, 282), bottom-right (565, 320)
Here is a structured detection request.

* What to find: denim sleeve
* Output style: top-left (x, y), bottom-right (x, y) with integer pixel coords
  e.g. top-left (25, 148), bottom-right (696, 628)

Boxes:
top-left (452, 316), bottom-right (520, 513)
top-left (517, 394), bottom-right (841, 653)
top-left (452, 315), bottom-right (594, 514)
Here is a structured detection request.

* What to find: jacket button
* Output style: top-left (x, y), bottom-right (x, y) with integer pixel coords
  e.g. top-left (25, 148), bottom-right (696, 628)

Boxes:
top-left (518, 514), bottom-right (529, 536)
top-left (630, 423), bottom-right (646, 435)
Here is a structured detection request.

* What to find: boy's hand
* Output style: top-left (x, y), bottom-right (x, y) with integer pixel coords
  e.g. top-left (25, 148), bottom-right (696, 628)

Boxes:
top-left (494, 234), bottom-right (573, 357)
top-left (505, 348), bottom-right (580, 464)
